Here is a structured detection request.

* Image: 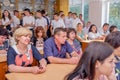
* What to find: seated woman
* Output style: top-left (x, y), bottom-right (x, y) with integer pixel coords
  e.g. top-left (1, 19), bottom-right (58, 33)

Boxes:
top-left (65, 41), bottom-right (116, 80)
top-left (105, 31), bottom-right (120, 79)
top-left (67, 28), bottom-right (82, 56)
top-left (33, 26), bottom-right (47, 52)
top-left (7, 27), bottom-right (46, 74)
top-left (76, 23), bottom-right (85, 42)
top-left (0, 26), bottom-right (9, 54)
top-left (88, 24), bottom-right (103, 40)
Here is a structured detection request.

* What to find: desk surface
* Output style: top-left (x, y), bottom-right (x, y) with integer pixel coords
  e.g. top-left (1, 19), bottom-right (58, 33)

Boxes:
top-left (6, 64), bottom-right (76, 80)
top-left (0, 54), bottom-right (7, 62)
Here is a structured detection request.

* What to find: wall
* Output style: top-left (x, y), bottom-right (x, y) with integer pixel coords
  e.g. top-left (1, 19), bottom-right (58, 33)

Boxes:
top-left (89, 0), bottom-right (109, 28)
top-left (55, 0), bottom-right (69, 16)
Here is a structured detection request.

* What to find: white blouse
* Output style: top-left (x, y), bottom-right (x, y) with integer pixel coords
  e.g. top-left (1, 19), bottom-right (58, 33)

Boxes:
top-left (2, 17), bottom-right (10, 25)
top-left (88, 32), bottom-right (101, 40)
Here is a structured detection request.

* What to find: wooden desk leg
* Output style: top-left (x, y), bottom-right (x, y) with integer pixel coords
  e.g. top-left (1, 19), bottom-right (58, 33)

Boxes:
top-left (82, 42), bottom-right (88, 52)
top-left (0, 62), bottom-right (7, 80)
top-left (32, 58), bottom-right (39, 66)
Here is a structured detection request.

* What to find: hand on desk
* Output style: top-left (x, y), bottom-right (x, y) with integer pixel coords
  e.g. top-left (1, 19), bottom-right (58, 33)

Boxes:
top-left (32, 58), bottom-right (47, 74)
top-left (37, 58), bottom-right (47, 74)
top-left (69, 57), bottom-right (79, 64)
top-left (32, 66), bottom-right (46, 74)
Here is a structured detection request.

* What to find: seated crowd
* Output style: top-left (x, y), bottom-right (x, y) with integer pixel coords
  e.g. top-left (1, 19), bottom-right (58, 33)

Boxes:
top-left (0, 8), bottom-right (120, 80)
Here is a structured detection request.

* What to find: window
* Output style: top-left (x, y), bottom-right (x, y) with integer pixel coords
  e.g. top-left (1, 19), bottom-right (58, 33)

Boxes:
top-left (84, 0), bottom-right (89, 23)
top-left (109, 1), bottom-right (120, 29)
top-left (69, 0), bottom-right (89, 24)
top-left (69, 0), bottom-right (82, 15)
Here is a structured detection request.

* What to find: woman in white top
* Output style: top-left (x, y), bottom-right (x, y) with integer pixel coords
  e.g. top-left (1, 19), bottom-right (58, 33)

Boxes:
top-left (2, 10), bottom-right (12, 31)
top-left (88, 24), bottom-right (103, 40)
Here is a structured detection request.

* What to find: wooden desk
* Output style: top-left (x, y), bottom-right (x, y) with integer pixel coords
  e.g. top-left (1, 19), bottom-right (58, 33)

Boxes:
top-left (6, 64), bottom-right (76, 80)
top-left (81, 40), bottom-right (104, 52)
top-left (0, 54), bottom-right (7, 80)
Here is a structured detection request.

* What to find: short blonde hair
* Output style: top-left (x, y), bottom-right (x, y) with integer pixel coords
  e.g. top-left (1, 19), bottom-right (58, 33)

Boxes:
top-left (13, 27), bottom-right (32, 43)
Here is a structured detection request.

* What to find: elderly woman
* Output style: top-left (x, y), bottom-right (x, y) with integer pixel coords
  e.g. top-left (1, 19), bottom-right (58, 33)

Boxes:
top-left (7, 27), bottom-right (46, 74)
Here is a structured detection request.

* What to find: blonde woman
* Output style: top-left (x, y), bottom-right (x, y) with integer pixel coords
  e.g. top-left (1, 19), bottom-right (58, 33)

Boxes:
top-left (7, 27), bottom-right (46, 74)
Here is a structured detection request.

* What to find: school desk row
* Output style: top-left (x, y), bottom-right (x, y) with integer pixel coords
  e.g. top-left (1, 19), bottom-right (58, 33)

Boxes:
top-left (0, 40), bottom-right (103, 80)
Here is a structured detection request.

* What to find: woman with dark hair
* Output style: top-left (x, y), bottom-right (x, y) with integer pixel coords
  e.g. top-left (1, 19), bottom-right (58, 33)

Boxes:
top-left (105, 31), bottom-right (120, 79)
top-left (0, 26), bottom-right (9, 54)
top-left (67, 28), bottom-right (82, 56)
top-left (2, 10), bottom-right (12, 31)
top-left (65, 41), bottom-right (116, 80)
top-left (88, 24), bottom-right (103, 40)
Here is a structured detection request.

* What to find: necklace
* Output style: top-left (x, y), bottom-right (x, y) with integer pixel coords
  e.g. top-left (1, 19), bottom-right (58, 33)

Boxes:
top-left (17, 45), bottom-right (28, 54)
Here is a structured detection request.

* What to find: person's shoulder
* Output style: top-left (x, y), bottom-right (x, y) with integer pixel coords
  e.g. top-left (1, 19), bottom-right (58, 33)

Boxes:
top-left (44, 37), bottom-right (54, 44)
top-left (23, 16), bottom-right (28, 20)
top-left (7, 45), bottom-right (16, 53)
top-left (30, 16), bottom-right (35, 19)
top-left (65, 41), bottom-right (71, 46)
top-left (8, 46), bottom-right (13, 49)
top-left (12, 15), bottom-right (16, 19)
top-left (51, 20), bottom-right (55, 22)
top-left (30, 44), bottom-right (35, 49)
top-left (43, 37), bottom-right (48, 41)
top-left (76, 18), bottom-right (80, 20)
top-left (23, 16), bottom-right (27, 19)
top-left (88, 32), bottom-right (93, 34)
top-left (42, 17), bottom-right (46, 20)
top-left (64, 16), bottom-right (68, 20)
top-left (50, 20), bottom-right (54, 23)
top-left (59, 18), bottom-right (63, 22)
top-left (88, 32), bottom-right (94, 37)
top-left (74, 39), bottom-right (80, 44)
top-left (42, 17), bottom-right (47, 22)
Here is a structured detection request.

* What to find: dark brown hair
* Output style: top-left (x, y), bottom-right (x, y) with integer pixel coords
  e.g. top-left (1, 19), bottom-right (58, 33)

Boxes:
top-left (34, 26), bottom-right (46, 38)
top-left (109, 25), bottom-right (117, 33)
top-left (2, 10), bottom-right (11, 21)
top-left (65, 41), bottom-right (114, 80)
top-left (0, 26), bottom-right (8, 37)
top-left (67, 28), bottom-right (76, 38)
top-left (102, 23), bottom-right (109, 28)
top-left (88, 24), bottom-right (97, 33)
top-left (54, 27), bottom-right (66, 36)
top-left (105, 31), bottom-right (120, 49)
